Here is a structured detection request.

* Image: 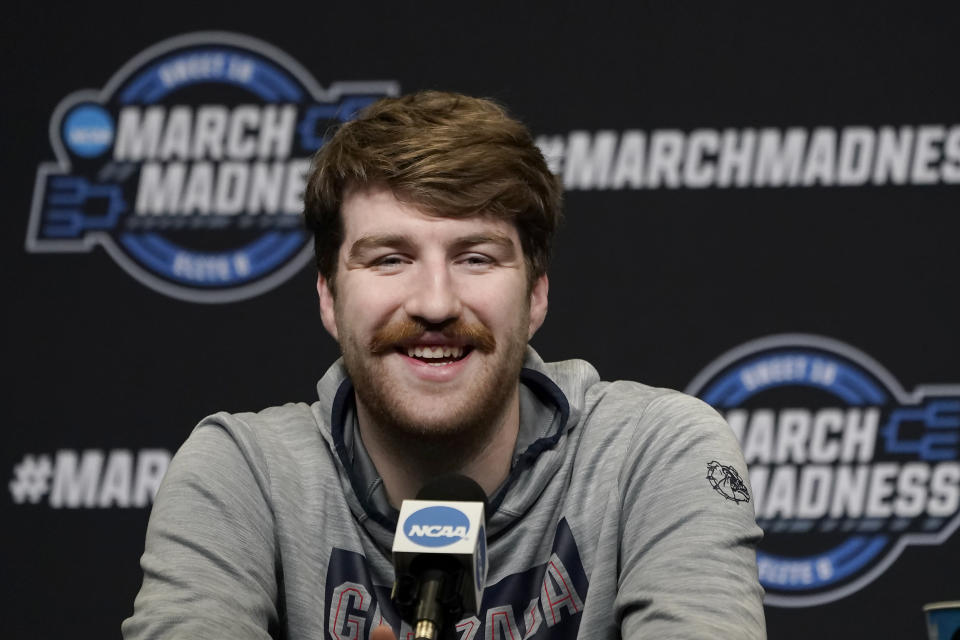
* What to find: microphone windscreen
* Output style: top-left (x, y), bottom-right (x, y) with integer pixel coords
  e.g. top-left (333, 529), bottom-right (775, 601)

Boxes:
top-left (416, 474), bottom-right (487, 504)
top-left (416, 474), bottom-right (489, 527)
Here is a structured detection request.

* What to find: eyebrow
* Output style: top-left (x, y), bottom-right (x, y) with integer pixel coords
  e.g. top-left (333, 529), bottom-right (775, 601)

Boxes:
top-left (450, 232), bottom-right (516, 253)
top-left (347, 234), bottom-right (413, 261)
top-left (347, 232), bottom-right (517, 261)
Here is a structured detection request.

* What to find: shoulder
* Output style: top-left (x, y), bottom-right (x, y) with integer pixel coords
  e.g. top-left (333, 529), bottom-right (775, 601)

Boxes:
top-left (583, 379), bottom-right (727, 436)
top-left (594, 386), bottom-right (749, 501)
top-left (578, 381), bottom-right (743, 479)
top-left (168, 402), bottom-right (333, 493)
top-left (190, 402), bottom-right (321, 454)
top-left (530, 350), bottom-right (723, 431)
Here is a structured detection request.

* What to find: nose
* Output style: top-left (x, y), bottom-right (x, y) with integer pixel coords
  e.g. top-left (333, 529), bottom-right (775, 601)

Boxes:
top-left (402, 261), bottom-right (462, 325)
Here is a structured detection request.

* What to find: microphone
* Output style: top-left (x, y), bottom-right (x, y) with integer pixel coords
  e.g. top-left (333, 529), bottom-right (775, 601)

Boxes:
top-left (391, 474), bottom-right (489, 640)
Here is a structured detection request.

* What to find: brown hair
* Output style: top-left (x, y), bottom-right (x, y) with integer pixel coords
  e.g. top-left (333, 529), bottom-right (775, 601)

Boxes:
top-left (303, 91), bottom-right (562, 291)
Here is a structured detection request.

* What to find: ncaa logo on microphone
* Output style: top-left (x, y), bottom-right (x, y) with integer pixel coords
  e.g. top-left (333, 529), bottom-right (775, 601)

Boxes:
top-left (403, 506), bottom-right (470, 548)
top-left (27, 31), bottom-right (398, 303)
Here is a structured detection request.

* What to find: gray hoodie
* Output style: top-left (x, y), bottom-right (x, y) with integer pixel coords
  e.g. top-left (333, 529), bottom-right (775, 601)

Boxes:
top-left (123, 349), bottom-right (766, 639)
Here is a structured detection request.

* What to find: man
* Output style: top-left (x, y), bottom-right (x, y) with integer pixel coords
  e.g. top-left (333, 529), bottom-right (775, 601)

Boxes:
top-left (124, 91), bottom-right (766, 639)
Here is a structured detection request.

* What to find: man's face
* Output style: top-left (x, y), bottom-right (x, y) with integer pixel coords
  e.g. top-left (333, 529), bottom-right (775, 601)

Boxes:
top-left (317, 186), bottom-right (548, 443)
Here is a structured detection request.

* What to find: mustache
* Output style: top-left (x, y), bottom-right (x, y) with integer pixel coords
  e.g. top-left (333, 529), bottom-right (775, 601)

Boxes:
top-left (368, 318), bottom-right (497, 354)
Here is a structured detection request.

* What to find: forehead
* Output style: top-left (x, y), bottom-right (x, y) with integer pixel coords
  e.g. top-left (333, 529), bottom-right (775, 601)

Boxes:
top-left (339, 186), bottom-right (520, 243)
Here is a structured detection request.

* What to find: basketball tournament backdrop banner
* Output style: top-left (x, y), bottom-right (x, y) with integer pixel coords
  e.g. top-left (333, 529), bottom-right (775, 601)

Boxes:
top-left (3, 4), bottom-right (957, 638)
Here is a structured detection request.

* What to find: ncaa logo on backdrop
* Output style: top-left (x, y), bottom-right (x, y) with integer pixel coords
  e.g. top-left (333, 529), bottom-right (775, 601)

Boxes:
top-left (686, 334), bottom-right (960, 607)
top-left (27, 32), bottom-right (398, 303)
top-left (404, 506), bottom-right (471, 547)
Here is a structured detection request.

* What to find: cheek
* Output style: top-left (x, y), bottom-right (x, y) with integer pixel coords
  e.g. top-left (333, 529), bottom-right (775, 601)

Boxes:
top-left (463, 282), bottom-right (530, 329)
top-left (337, 279), bottom-right (402, 327)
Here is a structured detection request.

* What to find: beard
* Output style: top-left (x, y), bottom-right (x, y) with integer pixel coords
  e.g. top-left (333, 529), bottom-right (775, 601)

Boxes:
top-left (339, 313), bottom-right (529, 473)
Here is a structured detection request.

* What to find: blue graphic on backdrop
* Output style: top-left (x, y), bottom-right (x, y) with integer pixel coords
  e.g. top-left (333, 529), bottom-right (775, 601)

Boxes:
top-left (686, 334), bottom-right (960, 607)
top-left (27, 32), bottom-right (398, 303)
top-left (63, 104), bottom-right (115, 157)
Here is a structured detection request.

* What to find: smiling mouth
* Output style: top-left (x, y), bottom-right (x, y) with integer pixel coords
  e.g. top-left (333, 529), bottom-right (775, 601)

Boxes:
top-left (398, 345), bottom-right (472, 366)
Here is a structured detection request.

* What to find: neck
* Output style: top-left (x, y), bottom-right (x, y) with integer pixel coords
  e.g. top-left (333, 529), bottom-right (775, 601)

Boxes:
top-left (355, 388), bottom-right (521, 508)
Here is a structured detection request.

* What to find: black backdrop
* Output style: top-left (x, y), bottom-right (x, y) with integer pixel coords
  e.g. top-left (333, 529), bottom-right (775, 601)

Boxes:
top-left (3, 2), bottom-right (958, 637)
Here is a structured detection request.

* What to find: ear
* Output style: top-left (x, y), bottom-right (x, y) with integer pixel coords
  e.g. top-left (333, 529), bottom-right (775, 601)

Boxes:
top-left (317, 274), bottom-right (339, 341)
top-left (527, 274), bottom-right (549, 338)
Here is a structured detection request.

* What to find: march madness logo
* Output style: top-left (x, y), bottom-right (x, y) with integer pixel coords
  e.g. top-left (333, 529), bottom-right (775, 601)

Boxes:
top-left (687, 334), bottom-right (960, 607)
top-left (27, 32), bottom-right (398, 303)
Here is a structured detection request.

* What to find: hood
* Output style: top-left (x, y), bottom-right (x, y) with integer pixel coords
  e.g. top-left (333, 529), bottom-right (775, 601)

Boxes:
top-left (311, 347), bottom-right (601, 549)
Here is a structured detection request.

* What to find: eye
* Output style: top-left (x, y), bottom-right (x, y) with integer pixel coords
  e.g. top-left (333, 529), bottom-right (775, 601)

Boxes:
top-left (371, 254), bottom-right (409, 271)
top-left (458, 253), bottom-right (495, 269)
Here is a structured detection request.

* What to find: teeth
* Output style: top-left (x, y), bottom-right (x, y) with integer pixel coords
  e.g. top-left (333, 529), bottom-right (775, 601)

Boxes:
top-left (405, 346), bottom-right (464, 359)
